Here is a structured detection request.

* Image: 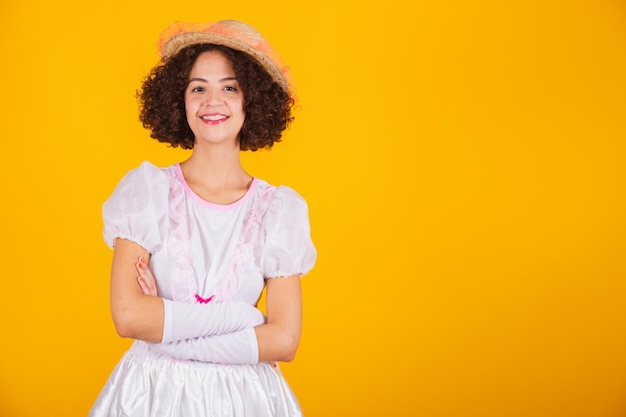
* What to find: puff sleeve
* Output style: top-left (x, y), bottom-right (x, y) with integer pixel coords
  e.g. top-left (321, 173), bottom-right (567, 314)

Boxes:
top-left (102, 161), bottom-right (169, 253)
top-left (260, 186), bottom-right (317, 278)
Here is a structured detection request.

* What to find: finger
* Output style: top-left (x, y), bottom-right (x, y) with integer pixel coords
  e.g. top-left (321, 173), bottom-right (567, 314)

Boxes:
top-left (137, 259), bottom-right (152, 276)
top-left (136, 260), bottom-right (150, 277)
top-left (136, 256), bottom-right (147, 271)
top-left (137, 276), bottom-right (147, 292)
top-left (135, 257), bottom-right (158, 296)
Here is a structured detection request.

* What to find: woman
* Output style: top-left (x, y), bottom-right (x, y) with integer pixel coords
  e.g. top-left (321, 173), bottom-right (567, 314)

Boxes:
top-left (90, 20), bottom-right (316, 417)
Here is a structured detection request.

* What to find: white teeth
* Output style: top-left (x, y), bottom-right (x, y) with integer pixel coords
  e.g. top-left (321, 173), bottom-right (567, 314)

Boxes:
top-left (200, 115), bottom-right (227, 121)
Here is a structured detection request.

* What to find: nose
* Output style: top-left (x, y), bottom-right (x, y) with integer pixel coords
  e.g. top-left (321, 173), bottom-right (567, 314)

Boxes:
top-left (204, 88), bottom-right (222, 106)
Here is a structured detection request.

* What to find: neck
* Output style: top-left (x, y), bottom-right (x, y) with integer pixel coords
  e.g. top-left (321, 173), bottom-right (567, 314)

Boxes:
top-left (181, 141), bottom-right (251, 191)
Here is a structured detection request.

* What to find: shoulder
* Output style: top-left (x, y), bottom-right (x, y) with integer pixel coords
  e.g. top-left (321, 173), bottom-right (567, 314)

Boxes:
top-left (256, 179), bottom-right (309, 209)
top-left (115, 161), bottom-right (171, 188)
top-left (275, 184), bottom-right (307, 202)
top-left (256, 180), bottom-right (312, 231)
top-left (102, 162), bottom-right (174, 251)
top-left (103, 161), bottom-right (173, 214)
top-left (274, 185), bottom-right (310, 216)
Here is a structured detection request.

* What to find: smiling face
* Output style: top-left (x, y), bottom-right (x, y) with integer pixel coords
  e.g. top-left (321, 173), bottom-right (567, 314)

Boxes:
top-left (184, 50), bottom-right (245, 147)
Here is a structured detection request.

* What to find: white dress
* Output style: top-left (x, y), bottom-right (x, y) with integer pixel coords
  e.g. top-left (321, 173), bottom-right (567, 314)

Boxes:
top-left (89, 161), bottom-right (317, 417)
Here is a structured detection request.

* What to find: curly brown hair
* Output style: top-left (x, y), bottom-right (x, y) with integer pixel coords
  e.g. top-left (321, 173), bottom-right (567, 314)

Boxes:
top-left (138, 44), bottom-right (294, 151)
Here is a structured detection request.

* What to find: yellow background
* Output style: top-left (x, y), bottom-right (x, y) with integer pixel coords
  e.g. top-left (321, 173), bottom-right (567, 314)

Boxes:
top-left (1, 0), bottom-right (625, 416)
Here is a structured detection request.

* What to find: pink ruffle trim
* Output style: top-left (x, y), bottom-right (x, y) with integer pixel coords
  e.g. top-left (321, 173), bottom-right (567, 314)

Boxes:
top-left (213, 185), bottom-right (277, 302)
top-left (165, 166), bottom-right (198, 303)
top-left (165, 166), bottom-right (277, 304)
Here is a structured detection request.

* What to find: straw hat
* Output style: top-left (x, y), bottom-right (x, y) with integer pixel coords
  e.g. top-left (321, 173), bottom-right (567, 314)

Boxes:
top-left (158, 20), bottom-right (295, 98)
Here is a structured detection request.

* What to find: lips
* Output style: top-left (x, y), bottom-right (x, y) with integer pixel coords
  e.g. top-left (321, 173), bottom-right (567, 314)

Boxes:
top-left (199, 113), bottom-right (229, 125)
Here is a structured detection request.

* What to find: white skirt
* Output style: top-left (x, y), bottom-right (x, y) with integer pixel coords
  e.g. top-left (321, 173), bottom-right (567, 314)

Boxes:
top-left (89, 341), bottom-right (302, 417)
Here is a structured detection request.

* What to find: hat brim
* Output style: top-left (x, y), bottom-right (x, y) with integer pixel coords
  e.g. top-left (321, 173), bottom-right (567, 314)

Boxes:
top-left (159, 21), bottom-right (292, 97)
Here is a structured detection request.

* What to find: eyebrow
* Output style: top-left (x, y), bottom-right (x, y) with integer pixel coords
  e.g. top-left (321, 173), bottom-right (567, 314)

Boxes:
top-left (188, 76), bottom-right (238, 83)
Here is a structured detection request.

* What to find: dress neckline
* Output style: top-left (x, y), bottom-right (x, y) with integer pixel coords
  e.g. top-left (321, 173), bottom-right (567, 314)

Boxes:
top-left (174, 163), bottom-right (258, 211)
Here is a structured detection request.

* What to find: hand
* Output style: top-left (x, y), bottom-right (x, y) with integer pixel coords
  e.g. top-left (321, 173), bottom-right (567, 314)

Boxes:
top-left (136, 256), bottom-right (158, 296)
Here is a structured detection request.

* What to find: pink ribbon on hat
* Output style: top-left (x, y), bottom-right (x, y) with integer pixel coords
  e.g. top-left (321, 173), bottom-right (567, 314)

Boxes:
top-left (157, 21), bottom-right (297, 101)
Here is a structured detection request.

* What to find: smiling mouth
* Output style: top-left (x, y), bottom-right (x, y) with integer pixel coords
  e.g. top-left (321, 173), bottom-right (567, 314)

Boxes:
top-left (200, 114), bottom-right (229, 121)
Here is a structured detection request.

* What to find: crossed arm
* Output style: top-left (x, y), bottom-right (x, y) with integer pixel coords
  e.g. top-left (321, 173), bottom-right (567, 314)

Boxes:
top-left (110, 237), bottom-right (302, 363)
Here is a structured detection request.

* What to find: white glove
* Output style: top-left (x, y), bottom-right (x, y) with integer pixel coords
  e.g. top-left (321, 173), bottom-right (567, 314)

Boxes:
top-left (136, 257), bottom-right (265, 344)
top-left (161, 298), bottom-right (266, 343)
top-left (152, 327), bottom-right (260, 364)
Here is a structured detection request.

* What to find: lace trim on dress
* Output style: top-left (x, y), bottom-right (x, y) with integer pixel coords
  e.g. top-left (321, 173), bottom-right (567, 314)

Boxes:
top-left (165, 166), bottom-right (198, 303)
top-left (165, 167), bottom-right (277, 304)
top-left (213, 184), bottom-right (277, 302)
